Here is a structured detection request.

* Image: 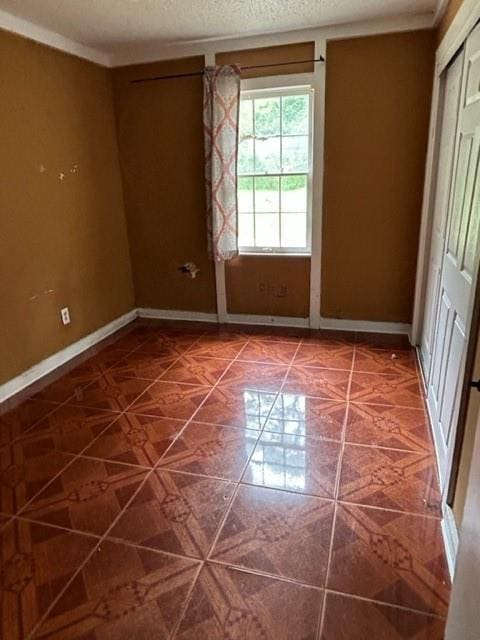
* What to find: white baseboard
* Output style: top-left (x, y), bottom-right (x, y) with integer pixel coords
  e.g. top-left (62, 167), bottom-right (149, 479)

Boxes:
top-left (137, 308), bottom-right (218, 323)
top-left (319, 317), bottom-right (411, 336)
top-left (442, 504), bottom-right (459, 581)
top-left (0, 310), bottom-right (137, 404)
top-left (225, 313), bottom-right (309, 328)
top-left (0, 308), bottom-right (413, 405)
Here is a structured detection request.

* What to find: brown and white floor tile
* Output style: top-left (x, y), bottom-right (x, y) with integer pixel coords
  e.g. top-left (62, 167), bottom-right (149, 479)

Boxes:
top-left (328, 503), bottom-right (450, 615)
top-left (283, 366), bottom-right (350, 400)
top-left (320, 592), bottom-right (446, 639)
top-left (0, 400), bottom-right (59, 446)
top-left (243, 432), bottom-right (341, 498)
top-left (294, 342), bottom-right (354, 370)
top-left (31, 361), bottom-right (104, 403)
top-left (159, 355), bottom-right (230, 386)
top-left (354, 347), bottom-right (419, 376)
top-left (107, 350), bottom-right (178, 380)
top-left (129, 381), bottom-right (210, 420)
top-left (210, 485), bottom-right (334, 587)
top-left (338, 444), bottom-right (441, 516)
top-left (109, 470), bottom-right (235, 558)
top-left (187, 335), bottom-right (247, 359)
top-left (24, 405), bottom-right (120, 455)
top-left (174, 563), bottom-right (323, 640)
top-left (35, 540), bottom-right (201, 640)
top-left (0, 518), bottom-right (96, 640)
top-left (237, 339), bottom-right (298, 365)
top-left (264, 394), bottom-right (347, 441)
top-left (193, 384), bottom-right (277, 430)
top-left (350, 372), bottom-right (424, 409)
top-left (68, 374), bottom-right (153, 412)
top-left (81, 345), bottom-right (133, 374)
top-left (345, 403), bottom-right (433, 451)
top-left (220, 362), bottom-right (288, 391)
top-left (22, 456), bottom-right (147, 535)
top-left (84, 413), bottom-right (185, 467)
top-left (158, 422), bottom-right (259, 481)
top-left (0, 439), bottom-right (73, 514)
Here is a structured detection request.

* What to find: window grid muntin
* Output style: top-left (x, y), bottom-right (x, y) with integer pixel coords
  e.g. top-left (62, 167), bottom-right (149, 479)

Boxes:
top-left (238, 87), bottom-right (312, 254)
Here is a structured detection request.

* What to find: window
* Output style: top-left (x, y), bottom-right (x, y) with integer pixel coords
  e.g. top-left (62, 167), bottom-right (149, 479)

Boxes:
top-left (237, 86), bottom-right (313, 254)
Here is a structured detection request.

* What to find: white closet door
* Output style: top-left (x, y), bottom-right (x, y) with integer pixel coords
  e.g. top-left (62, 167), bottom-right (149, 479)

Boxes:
top-left (420, 52), bottom-right (464, 379)
top-left (427, 22), bottom-right (480, 491)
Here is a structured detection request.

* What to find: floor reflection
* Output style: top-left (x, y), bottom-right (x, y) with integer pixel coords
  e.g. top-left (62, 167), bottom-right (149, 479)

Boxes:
top-left (245, 391), bottom-right (307, 491)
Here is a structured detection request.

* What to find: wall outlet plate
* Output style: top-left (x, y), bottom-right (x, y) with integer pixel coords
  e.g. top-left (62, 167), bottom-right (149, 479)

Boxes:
top-left (60, 307), bottom-right (71, 325)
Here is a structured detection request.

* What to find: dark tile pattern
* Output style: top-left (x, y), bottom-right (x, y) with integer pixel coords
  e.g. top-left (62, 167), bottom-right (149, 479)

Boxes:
top-left (0, 324), bottom-right (450, 638)
top-left (0, 519), bottom-right (95, 639)
top-left (109, 471), bottom-right (235, 558)
top-left (128, 381), bottom-right (210, 420)
top-left (321, 592), bottom-right (446, 639)
top-left (328, 504), bottom-right (450, 615)
top-left (345, 403), bottom-right (432, 451)
top-left (210, 485), bottom-right (334, 587)
top-left (22, 457), bottom-right (147, 535)
top-left (36, 540), bottom-right (200, 640)
top-left (84, 413), bottom-right (185, 467)
top-left (338, 444), bottom-right (442, 516)
top-left (175, 563), bottom-right (323, 640)
top-left (158, 422), bottom-right (259, 480)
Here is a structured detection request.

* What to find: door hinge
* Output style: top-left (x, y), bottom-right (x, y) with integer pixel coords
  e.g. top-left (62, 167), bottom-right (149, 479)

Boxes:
top-left (469, 379), bottom-right (480, 391)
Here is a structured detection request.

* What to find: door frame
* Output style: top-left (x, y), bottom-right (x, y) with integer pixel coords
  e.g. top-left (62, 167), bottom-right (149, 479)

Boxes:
top-left (412, 0), bottom-right (480, 345)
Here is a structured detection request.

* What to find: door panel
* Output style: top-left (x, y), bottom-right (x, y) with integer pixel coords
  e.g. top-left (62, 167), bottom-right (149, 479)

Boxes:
top-left (427, 23), bottom-right (480, 493)
top-left (420, 53), bottom-right (464, 376)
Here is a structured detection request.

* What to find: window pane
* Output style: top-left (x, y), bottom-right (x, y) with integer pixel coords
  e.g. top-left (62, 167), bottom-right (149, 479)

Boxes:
top-left (240, 99), bottom-right (253, 138)
top-left (238, 177), bottom-right (253, 212)
top-left (281, 175), bottom-right (307, 212)
top-left (255, 136), bottom-right (281, 173)
top-left (282, 95), bottom-right (309, 135)
top-left (256, 214), bottom-right (280, 247)
top-left (281, 213), bottom-right (307, 248)
top-left (282, 136), bottom-right (309, 173)
top-left (239, 213), bottom-right (254, 246)
top-left (238, 138), bottom-right (254, 173)
top-left (254, 97), bottom-right (280, 136)
top-left (255, 176), bottom-right (279, 212)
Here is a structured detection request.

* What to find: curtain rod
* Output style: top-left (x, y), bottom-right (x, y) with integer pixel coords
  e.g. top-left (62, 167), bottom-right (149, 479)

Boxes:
top-left (129, 56), bottom-right (325, 84)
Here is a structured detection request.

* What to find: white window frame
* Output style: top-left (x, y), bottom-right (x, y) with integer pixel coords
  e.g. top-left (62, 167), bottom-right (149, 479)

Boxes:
top-left (237, 78), bottom-right (314, 256)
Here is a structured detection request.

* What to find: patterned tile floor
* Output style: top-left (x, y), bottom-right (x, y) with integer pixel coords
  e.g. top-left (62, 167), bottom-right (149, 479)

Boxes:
top-left (0, 322), bottom-right (450, 639)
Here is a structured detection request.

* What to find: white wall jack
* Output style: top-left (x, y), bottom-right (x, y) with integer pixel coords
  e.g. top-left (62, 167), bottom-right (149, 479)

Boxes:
top-left (60, 307), bottom-right (71, 325)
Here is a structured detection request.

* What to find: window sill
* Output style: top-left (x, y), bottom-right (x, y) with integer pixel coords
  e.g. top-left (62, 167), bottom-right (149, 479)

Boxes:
top-left (238, 252), bottom-right (312, 258)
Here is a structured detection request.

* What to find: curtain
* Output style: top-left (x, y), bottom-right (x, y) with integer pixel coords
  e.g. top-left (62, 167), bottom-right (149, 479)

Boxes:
top-left (203, 65), bottom-right (241, 262)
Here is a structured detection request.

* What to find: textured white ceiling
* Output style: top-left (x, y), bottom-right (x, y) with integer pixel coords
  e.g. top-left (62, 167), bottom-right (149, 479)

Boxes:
top-left (0, 0), bottom-right (437, 55)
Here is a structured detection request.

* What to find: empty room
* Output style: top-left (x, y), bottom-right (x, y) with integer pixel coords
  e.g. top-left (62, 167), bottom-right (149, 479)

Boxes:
top-left (1, 0), bottom-right (480, 638)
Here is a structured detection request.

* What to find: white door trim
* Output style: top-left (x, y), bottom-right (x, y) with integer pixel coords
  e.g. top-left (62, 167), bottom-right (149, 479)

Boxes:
top-left (308, 35), bottom-right (326, 329)
top-left (412, 0), bottom-right (480, 345)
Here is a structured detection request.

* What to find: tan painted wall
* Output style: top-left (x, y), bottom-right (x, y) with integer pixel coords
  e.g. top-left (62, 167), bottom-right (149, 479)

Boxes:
top-left (321, 30), bottom-right (435, 322)
top-left (0, 30), bottom-right (134, 385)
top-left (112, 56), bottom-right (217, 313)
top-left (217, 42), bottom-right (314, 317)
top-left (437, 0), bottom-right (464, 44)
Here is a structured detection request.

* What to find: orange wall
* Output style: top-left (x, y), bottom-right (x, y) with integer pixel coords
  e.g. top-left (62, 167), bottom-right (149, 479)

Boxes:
top-left (0, 30), bottom-right (134, 384)
top-left (113, 56), bottom-right (217, 313)
top-left (321, 30), bottom-right (435, 322)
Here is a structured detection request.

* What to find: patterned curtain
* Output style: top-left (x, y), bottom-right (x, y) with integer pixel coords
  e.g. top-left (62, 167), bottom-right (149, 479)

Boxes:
top-left (203, 65), bottom-right (241, 262)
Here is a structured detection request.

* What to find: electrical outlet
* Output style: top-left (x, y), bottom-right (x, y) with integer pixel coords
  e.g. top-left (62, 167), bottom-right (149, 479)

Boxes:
top-left (60, 307), bottom-right (71, 325)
